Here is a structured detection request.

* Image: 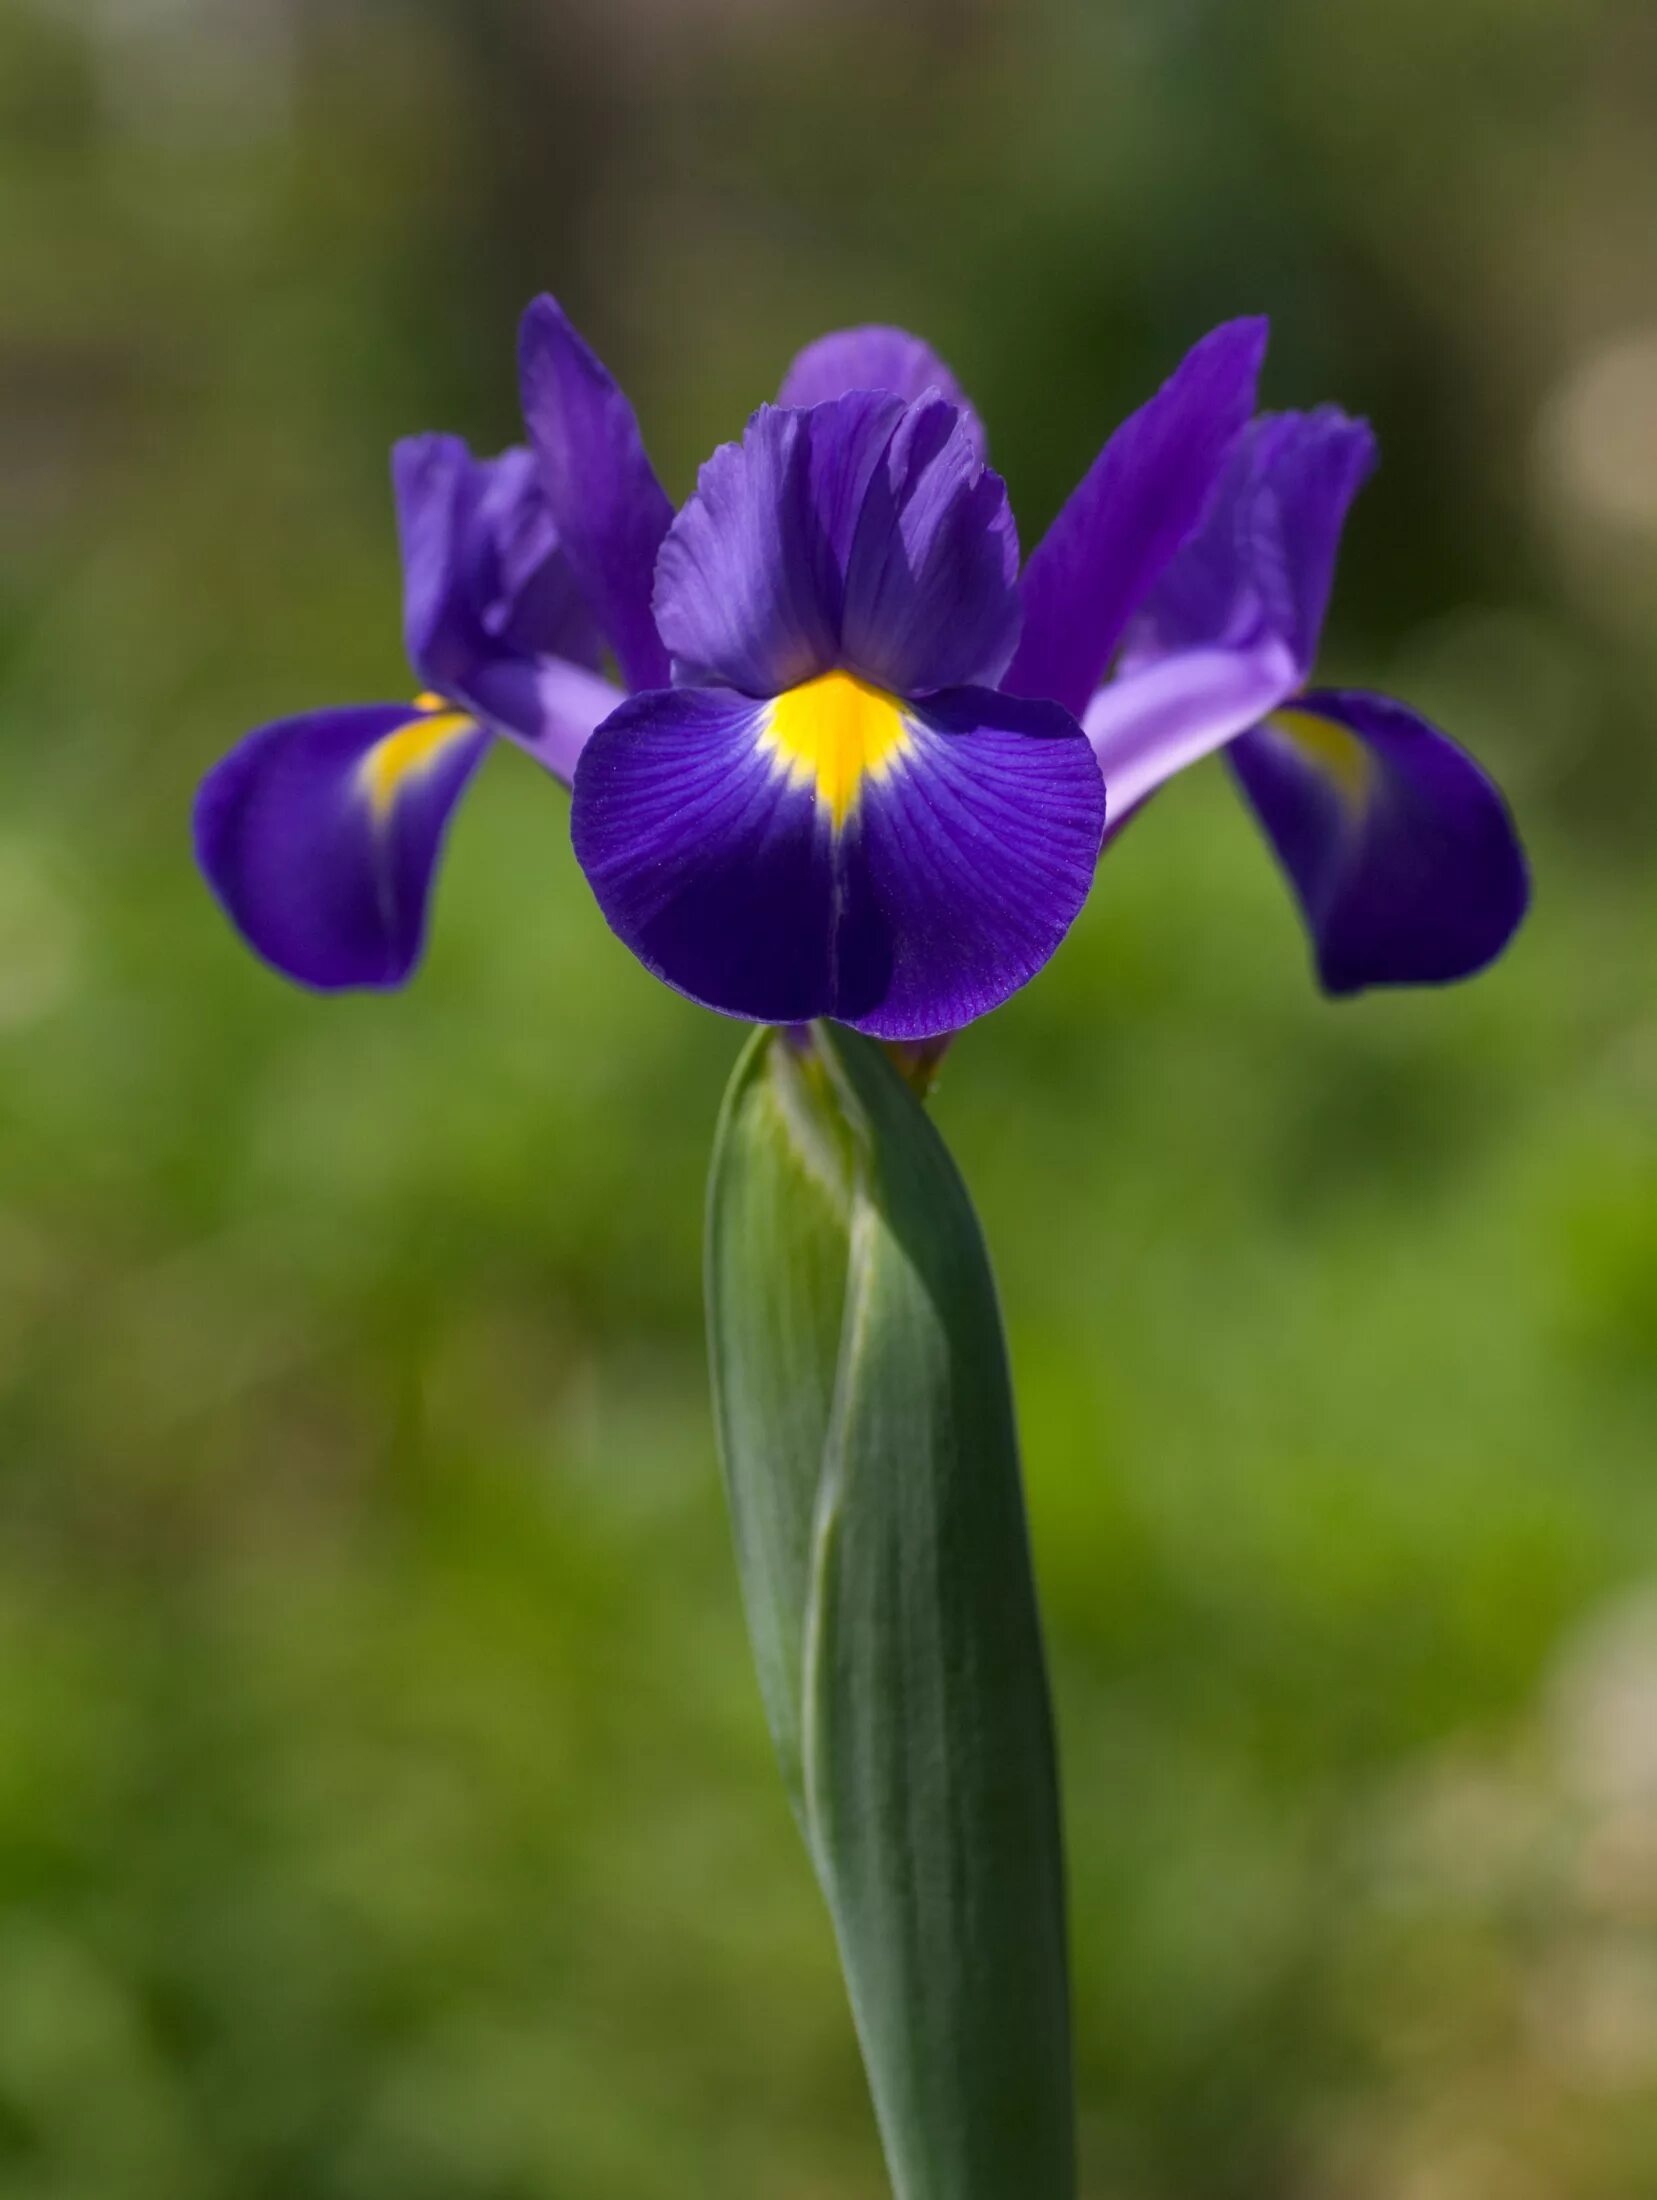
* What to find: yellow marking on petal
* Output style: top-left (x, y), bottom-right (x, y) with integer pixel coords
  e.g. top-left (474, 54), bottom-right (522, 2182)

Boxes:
top-left (1268, 706), bottom-right (1372, 807)
top-left (760, 670), bottom-right (913, 830)
top-left (359, 707), bottom-right (477, 820)
top-left (413, 690), bottom-right (449, 713)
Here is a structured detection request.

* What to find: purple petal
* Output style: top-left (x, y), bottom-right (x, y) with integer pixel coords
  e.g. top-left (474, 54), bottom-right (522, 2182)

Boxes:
top-left (391, 430), bottom-right (605, 780)
top-left (839, 395), bottom-right (1020, 693)
top-left (392, 435), bottom-right (600, 698)
top-left (1005, 319), bottom-right (1269, 717)
top-left (194, 701), bottom-right (489, 990)
top-left (1126, 407), bottom-right (1378, 679)
top-left (653, 399), bottom-right (880, 694)
top-left (778, 325), bottom-right (987, 457)
top-left (653, 392), bottom-right (1019, 699)
top-left (570, 673), bottom-right (1104, 1037)
top-left (1230, 689), bottom-right (1529, 993)
top-left (1083, 636), bottom-right (1301, 829)
top-left (473, 446), bottom-right (604, 665)
top-left (519, 296), bottom-right (675, 693)
top-left (462, 655), bottom-right (625, 785)
top-left (393, 434), bottom-right (479, 688)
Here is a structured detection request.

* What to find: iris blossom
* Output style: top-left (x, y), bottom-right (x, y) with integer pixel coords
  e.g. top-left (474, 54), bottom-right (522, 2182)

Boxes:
top-left (195, 299), bottom-right (1525, 1028)
top-left (1065, 404), bottom-right (1529, 991)
top-left (194, 436), bottom-right (624, 988)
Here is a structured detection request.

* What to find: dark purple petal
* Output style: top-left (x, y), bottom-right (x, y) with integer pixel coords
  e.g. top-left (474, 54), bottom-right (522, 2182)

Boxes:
top-left (1230, 689), bottom-right (1529, 993)
top-left (194, 702), bottom-right (488, 990)
top-left (653, 392), bottom-right (1019, 698)
top-left (1005, 319), bottom-right (1268, 717)
top-left (777, 325), bottom-right (987, 456)
top-left (1126, 407), bottom-right (1377, 679)
top-left (519, 296), bottom-right (675, 693)
top-left (570, 674), bottom-right (1104, 1036)
top-left (1083, 635), bottom-right (1301, 830)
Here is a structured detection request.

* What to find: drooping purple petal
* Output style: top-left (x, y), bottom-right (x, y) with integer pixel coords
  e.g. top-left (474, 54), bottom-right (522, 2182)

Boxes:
top-left (194, 701), bottom-right (488, 990)
top-left (777, 325), bottom-right (987, 457)
top-left (519, 296), bottom-right (676, 694)
top-left (570, 675), bottom-right (1104, 1037)
top-left (1005, 318), bottom-right (1269, 717)
top-left (1230, 689), bottom-right (1529, 993)
top-left (653, 392), bottom-right (1019, 699)
top-left (1125, 407), bottom-right (1378, 680)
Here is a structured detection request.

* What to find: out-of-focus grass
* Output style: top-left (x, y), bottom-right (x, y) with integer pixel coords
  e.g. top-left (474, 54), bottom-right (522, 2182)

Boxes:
top-left (2, 1), bottom-right (1655, 2194)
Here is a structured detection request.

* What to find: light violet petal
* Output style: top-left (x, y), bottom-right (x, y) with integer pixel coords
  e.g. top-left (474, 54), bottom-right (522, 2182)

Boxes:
top-left (466, 656), bottom-right (626, 785)
top-left (1083, 636), bottom-right (1301, 822)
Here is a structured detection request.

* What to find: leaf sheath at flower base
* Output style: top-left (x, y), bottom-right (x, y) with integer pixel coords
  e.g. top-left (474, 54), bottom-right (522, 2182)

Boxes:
top-left (706, 1024), bottom-right (1074, 2200)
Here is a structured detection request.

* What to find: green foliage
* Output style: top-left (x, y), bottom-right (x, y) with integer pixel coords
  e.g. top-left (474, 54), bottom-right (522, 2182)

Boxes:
top-left (708, 1027), bottom-right (1071, 2199)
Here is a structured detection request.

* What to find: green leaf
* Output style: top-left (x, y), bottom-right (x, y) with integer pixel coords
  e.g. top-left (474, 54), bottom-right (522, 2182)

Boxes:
top-left (707, 1023), bottom-right (1074, 2200)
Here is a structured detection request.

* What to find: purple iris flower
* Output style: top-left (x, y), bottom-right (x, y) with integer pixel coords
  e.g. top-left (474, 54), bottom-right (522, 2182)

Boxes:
top-left (527, 302), bottom-right (1269, 1036)
top-left (195, 297), bottom-right (1525, 1025)
top-left (561, 375), bottom-right (1105, 1037)
top-left (194, 435), bottom-right (624, 988)
top-left (1068, 404), bottom-right (1530, 992)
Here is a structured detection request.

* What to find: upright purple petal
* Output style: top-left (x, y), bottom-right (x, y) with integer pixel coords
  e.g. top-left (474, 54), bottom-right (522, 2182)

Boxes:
top-left (778, 325), bottom-right (987, 457)
top-left (1126, 407), bottom-right (1378, 678)
top-left (654, 392), bottom-right (1019, 699)
top-left (392, 432), bottom-right (607, 778)
top-left (1005, 318), bottom-right (1269, 717)
top-left (839, 395), bottom-right (1020, 694)
top-left (472, 445), bottom-right (603, 665)
top-left (393, 434), bottom-right (481, 689)
top-left (194, 701), bottom-right (488, 990)
top-left (570, 675), bottom-right (1103, 1037)
top-left (1230, 689), bottom-right (1528, 993)
top-left (653, 399), bottom-right (886, 695)
top-left (519, 296), bottom-right (675, 693)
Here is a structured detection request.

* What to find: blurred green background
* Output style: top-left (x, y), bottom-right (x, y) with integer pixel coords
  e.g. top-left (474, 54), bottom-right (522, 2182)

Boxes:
top-left (2, 1), bottom-right (1656, 2193)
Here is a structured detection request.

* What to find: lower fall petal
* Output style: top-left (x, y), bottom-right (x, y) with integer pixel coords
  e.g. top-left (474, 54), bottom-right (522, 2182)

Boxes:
top-left (570, 675), bottom-right (1105, 1037)
top-left (1230, 688), bottom-right (1529, 993)
top-left (194, 700), bottom-right (489, 990)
